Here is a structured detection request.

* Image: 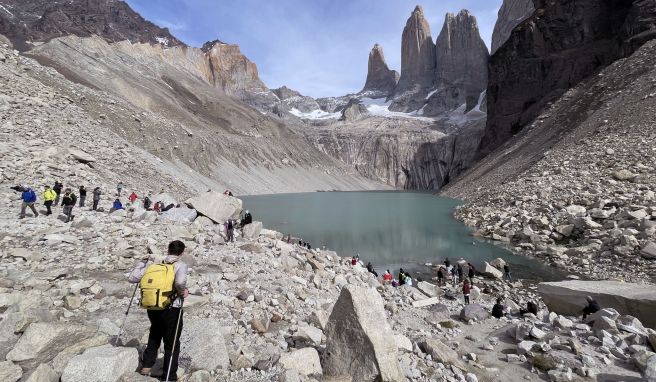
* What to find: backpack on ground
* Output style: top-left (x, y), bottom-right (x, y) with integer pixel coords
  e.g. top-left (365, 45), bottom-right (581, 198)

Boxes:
top-left (139, 263), bottom-right (176, 310)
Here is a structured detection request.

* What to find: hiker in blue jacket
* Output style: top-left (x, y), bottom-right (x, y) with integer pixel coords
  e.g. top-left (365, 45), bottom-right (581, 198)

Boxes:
top-left (19, 186), bottom-right (39, 218)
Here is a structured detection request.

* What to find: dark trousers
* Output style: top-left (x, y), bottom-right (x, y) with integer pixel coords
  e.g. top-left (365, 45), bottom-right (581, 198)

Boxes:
top-left (143, 308), bottom-right (183, 380)
top-left (79, 195), bottom-right (86, 207)
top-left (93, 199), bottom-right (99, 210)
top-left (63, 205), bottom-right (74, 222)
top-left (464, 295), bottom-right (470, 305)
top-left (44, 201), bottom-right (53, 215)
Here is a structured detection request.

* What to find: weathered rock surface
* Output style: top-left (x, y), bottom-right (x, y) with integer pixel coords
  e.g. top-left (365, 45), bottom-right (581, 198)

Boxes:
top-left (6, 322), bottom-right (96, 370)
top-left (480, 0), bottom-right (656, 156)
top-left (361, 44), bottom-right (399, 97)
top-left (323, 286), bottom-right (404, 381)
top-left (539, 281), bottom-right (656, 328)
top-left (25, 363), bottom-right (59, 382)
top-left (277, 348), bottom-right (322, 376)
top-left (179, 319), bottom-right (230, 371)
top-left (0, 361), bottom-right (22, 382)
top-left (61, 346), bottom-right (138, 382)
top-left (339, 99), bottom-right (369, 122)
top-left (185, 192), bottom-right (242, 224)
top-left (490, 0), bottom-right (535, 54)
top-left (425, 10), bottom-right (489, 115)
top-left (419, 338), bottom-right (466, 370)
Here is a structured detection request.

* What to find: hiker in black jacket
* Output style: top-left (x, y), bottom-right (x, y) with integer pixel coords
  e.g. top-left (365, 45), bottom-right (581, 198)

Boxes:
top-left (61, 189), bottom-right (77, 223)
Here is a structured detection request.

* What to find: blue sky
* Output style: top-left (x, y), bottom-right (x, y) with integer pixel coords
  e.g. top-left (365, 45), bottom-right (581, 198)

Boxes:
top-left (126, 0), bottom-right (502, 98)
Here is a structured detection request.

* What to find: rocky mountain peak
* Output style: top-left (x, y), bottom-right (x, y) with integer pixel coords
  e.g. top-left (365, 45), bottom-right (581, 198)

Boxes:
top-left (201, 39), bottom-right (268, 93)
top-left (361, 43), bottom-right (399, 97)
top-left (201, 39), bottom-right (228, 53)
top-left (0, 0), bottom-right (182, 49)
top-left (491, 0), bottom-right (535, 55)
top-left (272, 86), bottom-right (302, 100)
top-left (424, 9), bottom-right (489, 115)
top-left (396, 5), bottom-right (436, 91)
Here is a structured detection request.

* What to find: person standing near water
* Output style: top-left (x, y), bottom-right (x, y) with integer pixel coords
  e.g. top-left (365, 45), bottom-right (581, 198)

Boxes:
top-left (467, 262), bottom-right (476, 284)
top-left (437, 267), bottom-right (444, 286)
top-left (462, 280), bottom-right (471, 305)
top-left (450, 266), bottom-right (457, 284)
top-left (457, 264), bottom-right (463, 283)
top-left (504, 264), bottom-right (513, 282)
top-left (443, 257), bottom-right (451, 268)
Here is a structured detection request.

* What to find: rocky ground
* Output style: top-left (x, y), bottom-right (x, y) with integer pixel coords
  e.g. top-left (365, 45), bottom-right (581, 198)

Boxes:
top-left (2, 34), bottom-right (656, 382)
top-left (444, 40), bottom-right (656, 285)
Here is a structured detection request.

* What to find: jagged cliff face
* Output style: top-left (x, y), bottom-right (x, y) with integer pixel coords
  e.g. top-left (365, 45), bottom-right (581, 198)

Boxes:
top-left (490, 0), bottom-right (535, 55)
top-left (201, 40), bottom-right (267, 93)
top-left (480, 0), bottom-right (656, 157)
top-left (361, 44), bottom-right (399, 97)
top-left (0, 0), bottom-right (182, 48)
top-left (424, 10), bottom-right (489, 115)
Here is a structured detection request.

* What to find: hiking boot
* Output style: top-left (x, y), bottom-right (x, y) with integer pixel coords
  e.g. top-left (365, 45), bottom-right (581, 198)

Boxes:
top-left (139, 368), bottom-right (151, 376)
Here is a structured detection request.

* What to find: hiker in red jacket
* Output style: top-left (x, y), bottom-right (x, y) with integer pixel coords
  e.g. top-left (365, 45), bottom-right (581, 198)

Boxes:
top-left (463, 280), bottom-right (471, 305)
top-left (128, 191), bottom-right (138, 203)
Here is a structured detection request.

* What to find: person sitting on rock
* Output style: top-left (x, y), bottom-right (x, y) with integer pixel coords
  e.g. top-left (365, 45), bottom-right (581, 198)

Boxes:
top-left (383, 270), bottom-right (393, 283)
top-left (128, 191), bottom-right (138, 204)
top-left (520, 301), bottom-right (539, 316)
top-left (153, 201), bottom-right (161, 213)
top-left (143, 195), bottom-right (152, 210)
top-left (492, 297), bottom-right (505, 319)
top-left (42, 185), bottom-right (57, 216)
top-left (92, 187), bottom-right (102, 211)
top-left (241, 210), bottom-right (252, 227)
top-left (110, 199), bottom-right (124, 213)
top-left (61, 188), bottom-right (77, 222)
top-left (582, 296), bottom-right (601, 320)
top-left (117, 182), bottom-right (124, 197)
top-left (128, 240), bottom-right (189, 381)
top-left (366, 262), bottom-right (378, 277)
top-left (403, 272), bottom-right (413, 287)
top-left (19, 185), bottom-right (39, 218)
top-left (462, 280), bottom-right (471, 305)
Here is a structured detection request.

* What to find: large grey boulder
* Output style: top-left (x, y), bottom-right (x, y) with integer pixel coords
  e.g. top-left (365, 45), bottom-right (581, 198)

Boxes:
top-left (185, 191), bottom-right (242, 224)
top-left (6, 322), bottom-right (96, 369)
top-left (61, 346), bottom-right (138, 382)
top-left (419, 339), bottom-right (467, 370)
top-left (460, 304), bottom-right (489, 322)
top-left (25, 363), bottom-right (60, 382)
top-left (0, 361), bottom-right (22, 382)
top-left (323, 286), bottom-right (404, 381)
top-left (538, 281), bottom-right (656, 328)
top-left (242, 221), bottom-right (263, 239)
top-left (417, 281), bottom-right (442, 298)
top-left (160, 207), bottom-right (198, 223)
top-left (483, 262), bottom-right (503, 279)
top-left (641, 242), bottom-right (656, 259)
top-left (277, 348), bottom-right (322, 376)
top-left (179, 319), bottom-right (229, 371)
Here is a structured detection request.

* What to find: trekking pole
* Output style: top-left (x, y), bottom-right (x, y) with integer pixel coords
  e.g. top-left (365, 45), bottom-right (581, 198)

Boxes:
top-left (165, 298), bottom-right (184, 382)
top-left (114, 283), bottom-right (139, 346)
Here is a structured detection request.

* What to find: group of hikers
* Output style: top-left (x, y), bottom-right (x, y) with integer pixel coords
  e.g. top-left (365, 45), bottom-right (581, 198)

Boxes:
top-left (11, 181), bottom-right (199, 223)
top-left (223, 210), bottom-right (253, 242)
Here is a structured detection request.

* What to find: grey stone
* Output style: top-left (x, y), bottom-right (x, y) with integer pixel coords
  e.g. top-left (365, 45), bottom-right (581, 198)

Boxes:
top-left (179, 319), bottom-right (229, 371)
top-left (61, 346), bottom-right (138, 382)
top-left (323, 286), bottom-right (404, 381)
top-left (242, 221), bottom-right (263, 239)
top-left (278, 348), bottom-right (322, 376)
top-left (185, 191), bottom-right (242, 224)
top-left (0, 361), bottom-right (22, 382)
top-left (419, 338), bottom-right (467, 370)
top-left (25, 363), bottom-right (59, 382)
top-left (460, 304), bottom-right (489, 322)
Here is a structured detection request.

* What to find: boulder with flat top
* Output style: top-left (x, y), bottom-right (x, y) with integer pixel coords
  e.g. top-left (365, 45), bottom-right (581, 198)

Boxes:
top-left (185, 191), bottom-right (242, 224)
top-left (538, 281), bottom-right (656, 328)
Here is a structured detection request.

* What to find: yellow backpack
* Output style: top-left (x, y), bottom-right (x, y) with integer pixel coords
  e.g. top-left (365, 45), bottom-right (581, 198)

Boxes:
top-left (139, 263), bottom-right (176, 310)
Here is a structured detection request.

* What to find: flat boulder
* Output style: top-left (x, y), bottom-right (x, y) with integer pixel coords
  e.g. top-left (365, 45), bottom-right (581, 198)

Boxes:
top-left (489, 258), bottom-right (506, 269)
top-left (641, 242), bottom-right (656, 259)
top-left (68, 148), bottom-right (96, 163)
top-left (460, 304), bottom-right (489, 322)
top-left (185, 191), bottom-right (242, 224)
top-left (160, 207), bottom-right (197, 223)
top-left (417, 281), bottom-right (442, 298)
top-left (0, 361), bottom-right (22, 382)
top-left (278, 348), bottom-right (322, 376)
top-left (61, 346), bottom-right (137, 382)
top-left (323, 286), bottom-right (404, 381)
top-left (179, 319), bottom-right (229, 371)
top-left (25, 363), bottom-right (59, 382)
top-left (483, 262), bottom-right (503, 279)
top-left (242, 221), bottom-right (263, 239)
top-left (419, 339), bottom-right (466, 370)
top-left (538, 281), bottom-right (656, 328)
top-left (6, 322), bottom-right (96, 369)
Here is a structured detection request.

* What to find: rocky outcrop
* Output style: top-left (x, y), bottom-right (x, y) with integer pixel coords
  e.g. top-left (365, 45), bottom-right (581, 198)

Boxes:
top-left (538, 281), bottom-right (656, 328)
top-left (490, 0), bottom-right (535, 55)
top-left (61, 346), bottom-right (138, 382)
top-left (0, 0), bottom-right (182, 48)
top-left (323, 286), bottom-right (404, 381)
top-left (480, 0), bottom-right (656, 157)
top-left (339, 99), bottom-right (369, 121)
top-left (201, 40), bottom-right (268, 94)
top-left (272, 86), bottom-right (322, 113)
top-left (361, 44), bottom-right (399, 97)
top-left (392, 5), bottom-right (436, 111)
top-left (424, 10), bottom-right (489, 115)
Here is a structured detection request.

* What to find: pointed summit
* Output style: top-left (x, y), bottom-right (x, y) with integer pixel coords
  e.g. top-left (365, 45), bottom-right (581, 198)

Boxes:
top-left (361, 44), bottom-right (399, 97)
top-left (491, 0), bottom-right (535, 54)
top-left (396, 5), bottom-right (436, 91)
top-left (424, 9), bottom-right (490, 114)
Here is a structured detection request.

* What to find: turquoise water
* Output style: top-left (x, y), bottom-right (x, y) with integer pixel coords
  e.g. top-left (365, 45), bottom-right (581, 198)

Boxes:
top-left (241, 191), bottom-right (562, 281)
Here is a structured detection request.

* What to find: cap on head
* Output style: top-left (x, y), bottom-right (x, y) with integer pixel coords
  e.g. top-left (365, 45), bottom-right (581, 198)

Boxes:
top-left (586, 296), bottom-right (594, 302)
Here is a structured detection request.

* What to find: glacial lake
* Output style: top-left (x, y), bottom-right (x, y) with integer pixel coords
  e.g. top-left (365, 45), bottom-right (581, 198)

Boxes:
top-left (241, 191), bottom-right (563, 281)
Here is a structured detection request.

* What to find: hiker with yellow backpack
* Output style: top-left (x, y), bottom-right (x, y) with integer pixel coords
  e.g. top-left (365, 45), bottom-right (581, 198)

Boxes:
top-left (128, 240), bottom-right (189, 382)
